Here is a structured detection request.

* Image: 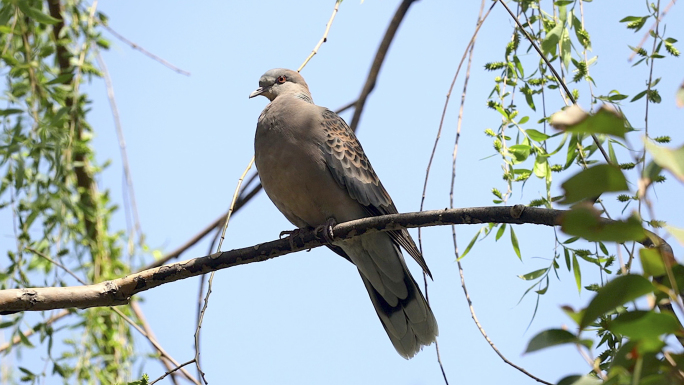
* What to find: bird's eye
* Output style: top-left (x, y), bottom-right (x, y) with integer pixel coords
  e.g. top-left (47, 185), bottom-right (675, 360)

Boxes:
top-left (276, 75), bottom-right (287, 84)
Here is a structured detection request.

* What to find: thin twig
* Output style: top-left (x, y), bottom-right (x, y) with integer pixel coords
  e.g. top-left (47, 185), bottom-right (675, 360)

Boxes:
top-left (297, 0), bottom-right (342, 72)
top-left (457, 261), bottom-right (552, 384)
top-left (195, 227), bottom-right (221, 381)
top-left (628, 0), bottom-right (677, 62)
top-left (349, 0), bottom-right (417, 132)
top-left (194, 157), bottom-right (255, 384)
top-left (26, 248), bottom-right (200, 385)
top-left (95, 50), bottom-right (143, 249)
top-left (217, 157), bottom-right (255, 252)
top-left (112, 308), bottom-right (201, 385)
top-left (27, 248), bottom-right (86, 285)
top-left (150, 359), bottom-right (197, 385)
top-left (496, 0), bottom-right (612, 165)
top-left (637, 0), bottom-right (662, 258)
top-left (418, 0), bottom-right (495, 243)
top-left (0, 309), bottom-right (70, 353)
top-left (131, 302), bottom-right (182, 385)
top-left (418, 2), bottom-right (494, 384)
top-left (447, 3), bottom-right (550, 384)
top-left (101, 24), bottom-right (191, 76)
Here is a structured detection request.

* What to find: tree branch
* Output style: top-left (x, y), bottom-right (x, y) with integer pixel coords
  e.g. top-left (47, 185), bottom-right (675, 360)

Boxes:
top-left (0, 206), bottom-right (674, 314)
top-left (349, 0), bottom-right (417, 132)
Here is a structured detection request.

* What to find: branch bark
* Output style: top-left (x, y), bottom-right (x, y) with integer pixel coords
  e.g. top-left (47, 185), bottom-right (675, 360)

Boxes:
top-left (0, 205), bottom-right (674, 314)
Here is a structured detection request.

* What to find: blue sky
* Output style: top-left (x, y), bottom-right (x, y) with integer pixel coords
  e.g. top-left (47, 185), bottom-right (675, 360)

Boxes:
top-left (3, 1), bottom-right (684, 384)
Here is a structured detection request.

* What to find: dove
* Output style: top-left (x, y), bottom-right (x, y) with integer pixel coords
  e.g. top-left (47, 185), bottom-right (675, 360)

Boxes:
top-left (250, 68), bottom-right (437, 358)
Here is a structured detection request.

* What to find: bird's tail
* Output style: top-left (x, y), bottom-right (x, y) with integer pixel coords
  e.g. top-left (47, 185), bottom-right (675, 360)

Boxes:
top-left (340, 232), bottom-right (438, 359)
top-left (360, 267), bottom-right (438, 359)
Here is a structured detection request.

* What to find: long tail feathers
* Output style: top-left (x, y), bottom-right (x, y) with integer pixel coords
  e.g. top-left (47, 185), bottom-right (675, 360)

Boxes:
top-left (339, 233), bottom-right (438, 359)
top-left (360, 268), bottom-right (438, 359)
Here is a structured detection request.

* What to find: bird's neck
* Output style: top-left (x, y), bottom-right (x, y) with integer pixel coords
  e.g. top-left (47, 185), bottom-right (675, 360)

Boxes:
top-left (294, 92), bottom-right (314, 104)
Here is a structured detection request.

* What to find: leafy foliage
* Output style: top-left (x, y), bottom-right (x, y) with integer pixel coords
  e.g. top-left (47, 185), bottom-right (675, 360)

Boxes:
top-left (0, 1), bottom-right (138, 383)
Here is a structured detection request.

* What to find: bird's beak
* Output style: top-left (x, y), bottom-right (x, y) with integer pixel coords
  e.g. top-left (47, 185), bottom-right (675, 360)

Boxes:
top-left (249, 87), bottom-right (266, 99)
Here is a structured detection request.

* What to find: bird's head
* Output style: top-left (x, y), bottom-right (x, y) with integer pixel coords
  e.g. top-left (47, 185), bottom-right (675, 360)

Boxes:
top-left (249, 68), bottom-right (311, 101)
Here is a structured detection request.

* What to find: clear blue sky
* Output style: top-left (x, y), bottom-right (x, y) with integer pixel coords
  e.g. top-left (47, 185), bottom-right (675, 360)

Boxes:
top-left (3, 1), bottom-right (684, 384)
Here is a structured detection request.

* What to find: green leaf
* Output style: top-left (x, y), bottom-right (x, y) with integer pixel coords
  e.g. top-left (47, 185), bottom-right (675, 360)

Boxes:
top-left (0, 108), bottom-right (23, 116)
top-left (560, 208), bottom-right (645, 243)
top-left (609, 310), bottom-right (683, 340)
top-left (525, 329), bottom-right (578, 353)
top-left (509, 144), bottom-right (531, 162)
top-left (550, 104), bottom-right (628, 138)
top-left (572, 253), bottom-right (581, 293)
top-left (459, 227), bottom-right (484, 260)
top-left (557, 375), bottom-right (602, 385)
top-left (495, 223), bottom-right (506, 241)
top-left (526, 129), bottom-right (550, 142)
top-left (533, 156), bottom-right (548, 178)
top-left (640, 248), bottom-right (666, 277)
top-left (579, 274), bottom-right (654, 329)
top-left (45, 73), bottom-right (74, 85)
top-left (16, 1), bottom-right (61, 25)
top-left (510, 226), bottom-right (521, 260)
top-left (126, 374), bottom-right (150, 385)
top-left (665, 225), bottom-right (684, 247)
top-left (560, 27), bottom-right (571, 70)
top-left (518, 268), bottom-right (547, 281)
top-left (644, 140), bottom-right (684, 182)
top-left (542, 22), bottom-right (563, 56)
top-left (561, 305), bottom-right (584, 326)
top-left (631, 89), bottom-right (647, 102)
top-left (560, 164), bottom-right (628, 204)
top-left (17, 328), bottom-right (34, 347)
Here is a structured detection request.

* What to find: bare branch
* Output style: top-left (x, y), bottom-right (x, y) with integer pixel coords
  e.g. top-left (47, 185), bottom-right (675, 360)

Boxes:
top-left (419, 3), bottom-right (495, 384)
top-left (96, 50), bottom-right (143, 246)
top-left (25, 249), bottom-right (200, 384)
top-left (349, 0), bottom-right (417, 132)
top-left (131, 302), bottom-right (198, 385)
top-left (100, 24), bottom-right (191, 76)
top-left (194, 157), bottom-right (254, 384)
top-left (0, 206), bottom-right (673, 314)
top-left (297, 0), bottom-right (342, 72)
top-left (150, 359), bottom-right (197, 385)
top-left (458, 257), bottom-right (552, 385)
top-left (0, 309), bottom-right (70, 353)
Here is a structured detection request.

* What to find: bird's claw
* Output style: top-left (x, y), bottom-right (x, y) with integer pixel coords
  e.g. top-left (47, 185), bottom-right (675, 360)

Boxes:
top-left (279, 228), bottom-right (300, 239)
top-left (280, 228), bottom-right (302, 251)
top-left (315, 218), bottom-right (337, 244)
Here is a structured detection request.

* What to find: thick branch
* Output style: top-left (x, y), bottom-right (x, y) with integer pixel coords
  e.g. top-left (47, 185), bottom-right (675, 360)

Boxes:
top-left (0, 206), bottom-right (673, 313)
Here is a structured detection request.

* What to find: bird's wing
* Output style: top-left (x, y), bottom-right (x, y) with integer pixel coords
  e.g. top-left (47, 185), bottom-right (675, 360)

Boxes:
top-left (319, 109), bottom-right (432, 278)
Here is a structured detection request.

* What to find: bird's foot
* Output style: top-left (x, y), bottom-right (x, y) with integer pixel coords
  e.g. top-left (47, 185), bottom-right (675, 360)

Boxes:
top-left (280, 228), bottom-right (303, 251)
top-left (314, 218), bottom-right (337, 244)
top-left (279, 228), bottom-right (301, 239)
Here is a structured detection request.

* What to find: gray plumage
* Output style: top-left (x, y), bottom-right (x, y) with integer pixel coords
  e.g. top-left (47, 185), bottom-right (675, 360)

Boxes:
top-left (250, 68), bottom-right (438, 359)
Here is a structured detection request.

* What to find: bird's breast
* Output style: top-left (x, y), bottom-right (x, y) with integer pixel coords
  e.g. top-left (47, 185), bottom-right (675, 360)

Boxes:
top-left (255, 119), bottom-right (365, 228)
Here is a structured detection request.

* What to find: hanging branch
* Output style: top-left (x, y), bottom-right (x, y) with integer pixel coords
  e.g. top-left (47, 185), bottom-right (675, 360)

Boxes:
top-left (0, 206), bottom-right (674, 314)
